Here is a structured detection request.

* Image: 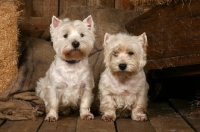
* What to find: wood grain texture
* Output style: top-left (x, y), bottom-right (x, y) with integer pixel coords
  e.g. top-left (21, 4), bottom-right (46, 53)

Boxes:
top-left (126, 0), bottom-right (200, 70)
top-left (0, 120), bottom-right (5, 127)
top-left (59, 0), bottom-right (86, 15)
top-left (150, 64), bottom-right (200, 79)
top-left (87, 0), bottom-right (115, 8)
top-left (116, 118), bottom-right (155, 132)
top-left (38, 116), bottom-right (77, 132)
top-left (76, 116), bottom-right (115, 132)
top-left (146, 54), bottom-right (200, 70)
top-left (0, 116), bottom-right (43, 132)
top-left (169, 99), bottom-right (200, 132)
top-left (19, 0), bottom-right (58, 37)
top-left (148, 102), bottom-right (194, 132)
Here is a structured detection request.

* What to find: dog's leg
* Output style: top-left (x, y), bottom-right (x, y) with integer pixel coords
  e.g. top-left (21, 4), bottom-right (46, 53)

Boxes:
top-left (100, 95), bottom-right (116, 121)
top-left (80, 89), bottom-right (94, 120)
top-left (44, 88), bottom-right (60, 122)
top-left (131, 92), bottom-right (148, 121)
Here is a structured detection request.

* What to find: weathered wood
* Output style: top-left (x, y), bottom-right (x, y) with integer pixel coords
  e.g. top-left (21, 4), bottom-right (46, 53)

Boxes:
top-left (59, 0), bottom-right (86, 15)
top-left (126, 0), bottom-right (200, 70)
top-left (19, 17), bottom-right (51, 37)
top-left (150, 64), bottom-right (200, 79)
top-left (19, 0), bottom-right (58, 37)
top-left (76, 116), bottom-right (115, 132)
top-left (116, 118), bottom-right (155, 132)
top-left (148, 102), bottom-right (194, 132)
top-left (0, 120), bottom-right (5, 127)
top-left (87, 0), bottom-right (115, 8)
top-left (146, 55), bottom-right (200, 70)
top-left (0, 116), bottom-right (43, 132)
top-left (169, 99), bottom-right (200, 132)
top-left (38, 116), bottom-right (77, 132)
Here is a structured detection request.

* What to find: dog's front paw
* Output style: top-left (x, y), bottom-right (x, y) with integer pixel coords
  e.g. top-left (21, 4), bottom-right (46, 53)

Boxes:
top-left (131, 113), bottom-right (148, 121)
top-left (80, 113), bottom-right (94, 120)
top-left (45, 116), bottom-right (58, 122)
top-left (102, 114), bottom-right (116, 121)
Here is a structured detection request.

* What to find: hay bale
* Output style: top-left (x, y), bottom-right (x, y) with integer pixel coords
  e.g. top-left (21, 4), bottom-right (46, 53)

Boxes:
top-left (0, 0), bottom-right (21, 92)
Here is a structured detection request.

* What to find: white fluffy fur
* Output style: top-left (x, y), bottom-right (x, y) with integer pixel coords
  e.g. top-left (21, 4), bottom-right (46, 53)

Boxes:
top-left (99, 33), bottom-right (149, 121)
top-left (36, 15), bottom-right (95, 122)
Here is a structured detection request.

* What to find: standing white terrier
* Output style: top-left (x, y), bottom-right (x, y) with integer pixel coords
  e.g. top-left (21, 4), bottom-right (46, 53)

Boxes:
top-left (36, 15), bottom-right (95, 122)
top-left (99, 33), bottom-right (149, 121)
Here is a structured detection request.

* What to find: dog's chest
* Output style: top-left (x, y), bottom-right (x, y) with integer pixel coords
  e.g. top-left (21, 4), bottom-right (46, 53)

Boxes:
top-left (109, 77), bottom-right (138, 95)
top-left (55, 67), bottom-right (87, 105)
top-left (59, 68), bottom-right (86, 87)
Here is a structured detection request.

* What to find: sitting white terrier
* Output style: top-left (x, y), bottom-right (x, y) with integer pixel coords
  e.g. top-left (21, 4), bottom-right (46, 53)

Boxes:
top-left (36, 15), bottom-right (95, 122)
top-left (99, 33), bottom-right (149, 121)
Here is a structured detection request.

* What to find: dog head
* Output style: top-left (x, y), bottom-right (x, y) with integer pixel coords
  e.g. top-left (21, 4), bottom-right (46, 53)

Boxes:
top-left (103, 33), bottom-right (147, 76)
top-left (50, 15), bottom-right (95, 61)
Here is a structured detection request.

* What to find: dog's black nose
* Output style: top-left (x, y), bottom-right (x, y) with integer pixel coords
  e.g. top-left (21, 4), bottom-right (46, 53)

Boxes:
top-left (119, 63), bottom-right (127, 71)
top-left (72, 41), bottom-right (80, 49)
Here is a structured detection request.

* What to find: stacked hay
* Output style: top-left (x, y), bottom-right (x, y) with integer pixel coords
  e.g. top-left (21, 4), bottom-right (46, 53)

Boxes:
top-left (0, 0), bottom-right (21, 92)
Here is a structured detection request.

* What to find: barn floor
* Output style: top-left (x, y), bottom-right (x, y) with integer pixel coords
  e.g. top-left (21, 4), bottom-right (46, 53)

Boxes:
top-left (0, 99), bottom-right (199, 132)
top-left (0, 75), bottom-right (200, 132)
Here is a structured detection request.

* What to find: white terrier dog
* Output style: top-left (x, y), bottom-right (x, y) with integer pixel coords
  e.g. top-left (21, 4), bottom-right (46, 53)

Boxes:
top-left (36, 15), bottom-right (95, 122)
top-left (99, 33), bottom-right (149, 121)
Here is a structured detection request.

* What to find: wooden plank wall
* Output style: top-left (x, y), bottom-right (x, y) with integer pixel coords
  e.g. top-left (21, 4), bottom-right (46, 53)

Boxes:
top-left (19, 0), bottom-right (132, 37)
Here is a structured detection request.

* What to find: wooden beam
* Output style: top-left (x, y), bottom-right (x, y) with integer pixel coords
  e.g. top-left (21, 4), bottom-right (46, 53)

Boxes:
top-left (126, 0), bottom-right (200, 70)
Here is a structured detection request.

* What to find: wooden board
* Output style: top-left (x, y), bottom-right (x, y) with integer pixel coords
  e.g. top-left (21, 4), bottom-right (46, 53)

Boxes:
top-left (87, 0), bottom-right (115, 8)
top-left (126, 0), bottom-right (200, 70)
top-left (169, 99), bottom-right (200, 132)
top-left (148, 101), bottom-right (194, 132)
top-left (59, 0), bottom-right (86, 15)
top-left (0, 116), bottom-right (43, 132)
top-left (116, 118), bottom-right (155, 132)
top-left (0, 120), bottom-right (5, 127)
top-left (76, 116), bottom-right (115, 132)
top-left (150, 64), bottom-right (200, 79)
top-left (19, 0), bottom-right (58, 37)
top-left (38, 116), bottom-right (77, 132)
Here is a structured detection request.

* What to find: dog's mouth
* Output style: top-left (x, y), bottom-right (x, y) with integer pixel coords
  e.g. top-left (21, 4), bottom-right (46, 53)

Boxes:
top-left (62, 49), bottom-right (86, 60)
top-left (65, 60), bottom-right (81, 64)
top-left (111, 71), bottom-right (135, 83)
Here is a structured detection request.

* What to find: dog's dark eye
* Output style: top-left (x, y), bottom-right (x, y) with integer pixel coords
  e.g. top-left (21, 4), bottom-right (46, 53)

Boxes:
top-left (80, 33), bottom-right (84, 37)
top-left (128, 52), bottom-right (134, 56)
top-left (113, 52), bottom-right (118, 57)
top-left (63, 34), bottom-right (68, 38)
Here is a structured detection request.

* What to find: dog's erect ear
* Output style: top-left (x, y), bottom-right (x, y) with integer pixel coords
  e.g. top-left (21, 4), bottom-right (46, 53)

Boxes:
top-left (138, 32), bottom-right (148, 53)
top-left (103, 33), bottom-right (110, 47)
top-left (51, 16), bottom-right (61, 29)
top-left (83, 15), bottom-right (94, 30)
top-left (103, 33), bottom-right (110, 56)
